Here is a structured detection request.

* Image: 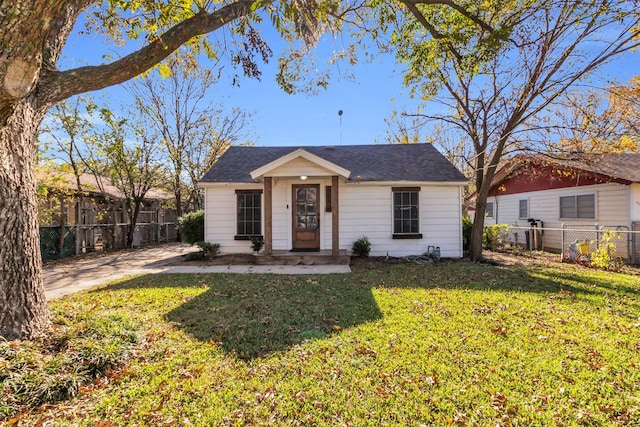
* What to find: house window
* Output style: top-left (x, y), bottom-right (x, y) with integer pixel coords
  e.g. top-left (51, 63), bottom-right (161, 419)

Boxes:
top-left (519, 199), bottom-right (529, 219)
top-left (325, 186), bottom-right (332, 212)
top-left (486, 201), bottom-right (495, 218)
top-left (392, 187), bottom-right (422, 239)
top-left (559, 194), bottom-right (595, 219)
top-left (235, 190), bottom-right (262, 239)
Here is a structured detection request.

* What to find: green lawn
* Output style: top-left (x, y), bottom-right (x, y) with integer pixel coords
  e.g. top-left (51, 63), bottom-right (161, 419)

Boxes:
top-left (4, 257), bottom-right (640, 426)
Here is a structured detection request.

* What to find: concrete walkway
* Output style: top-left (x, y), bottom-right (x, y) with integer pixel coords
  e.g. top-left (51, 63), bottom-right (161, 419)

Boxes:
top-left (43, 243), bottom-right (351, 300)
top-left (162, 264), bottom-right (352, 275)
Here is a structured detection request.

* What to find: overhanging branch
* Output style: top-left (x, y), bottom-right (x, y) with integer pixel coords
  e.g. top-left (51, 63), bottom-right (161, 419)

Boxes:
top-left (38, 0), bottom-right (264, 106)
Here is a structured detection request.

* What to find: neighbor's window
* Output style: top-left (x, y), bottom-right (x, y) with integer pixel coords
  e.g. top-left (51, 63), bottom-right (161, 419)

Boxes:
top-left (559, 194), bottom-right (595, 219)
top-left (486, 201), bottom-right (495, 218)
top-left (519, 199), bottom-right (529, 219)
top-left (235, 190), bottom-right (262, 239)
top-left (392, 187), bottom-right (422, 239)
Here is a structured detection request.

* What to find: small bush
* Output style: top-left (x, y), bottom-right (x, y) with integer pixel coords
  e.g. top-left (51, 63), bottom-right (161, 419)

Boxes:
top-left (352, 236), bottom-right (371, 257)
top-left (483, 224), bottom-right (509, 250)
top-left (590, 231), bottom-right (624, 271)
top-left (462, 215), bottom-right (473, 251)
top-left (196, 241), bottom-right (220, 257)
top-left (250, 236), bottom-right (264, 252)
top-left (178, 210), bottom-right (204, 244)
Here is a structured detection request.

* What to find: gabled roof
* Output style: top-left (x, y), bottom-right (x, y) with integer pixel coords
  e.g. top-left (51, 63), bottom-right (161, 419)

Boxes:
top-left (250, 148), bottom-right (351, 181)
top-left (200, 144), bottom-right (467, 183)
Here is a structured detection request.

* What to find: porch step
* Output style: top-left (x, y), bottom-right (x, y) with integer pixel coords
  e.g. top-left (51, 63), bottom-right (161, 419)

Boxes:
top-left (255, 251), bottom-right (351, 266)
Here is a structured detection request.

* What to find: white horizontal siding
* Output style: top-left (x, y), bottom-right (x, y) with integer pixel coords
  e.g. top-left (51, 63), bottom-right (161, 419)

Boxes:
top-left (340, 184), bottom-right (462, 258)
top-left (491, 183), bottom-right (630, 253)
top-left (271, 179), bottom-right (289, 250)
top-left (204, 184), bottom-right (263, 254)
top-left (205, 181), bottom-right (463, 258)
top-left (631, 183), bottom-right (640, 221)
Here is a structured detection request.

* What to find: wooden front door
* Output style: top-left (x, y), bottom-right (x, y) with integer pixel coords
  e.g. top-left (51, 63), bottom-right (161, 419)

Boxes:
top-left (292, 184), bottom-right (320, 250)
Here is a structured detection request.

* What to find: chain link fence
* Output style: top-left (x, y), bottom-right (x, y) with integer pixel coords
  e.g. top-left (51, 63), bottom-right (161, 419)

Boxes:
top-left (40, 222), bottom-right (178, 261)
top-left (494, 224), bottom-right (639, 265)
top-left (40, 226), bottom-right (76, 261)
top-left (632, 222), bottom-right (640, 265)
top-left (560, 224), bottom-right (634, 263)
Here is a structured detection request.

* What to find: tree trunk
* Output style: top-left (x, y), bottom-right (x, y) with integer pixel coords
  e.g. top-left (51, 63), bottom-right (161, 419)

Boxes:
top-left (0, 100), bottom-right (50, 340)
top-left (175, 185), bottom-right (182, 242)
top-left (126, 199), bottom-right (143, 248)
top-left (469, 197), bottom-right (487, 262)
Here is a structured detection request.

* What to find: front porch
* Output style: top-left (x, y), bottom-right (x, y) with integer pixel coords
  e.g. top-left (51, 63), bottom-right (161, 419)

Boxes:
top-left (255, 249), bottom-right (351, 266)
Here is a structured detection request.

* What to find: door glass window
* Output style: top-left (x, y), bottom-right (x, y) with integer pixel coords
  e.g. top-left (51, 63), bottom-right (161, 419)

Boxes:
top-left (296, 187), bottom-right (318, 230)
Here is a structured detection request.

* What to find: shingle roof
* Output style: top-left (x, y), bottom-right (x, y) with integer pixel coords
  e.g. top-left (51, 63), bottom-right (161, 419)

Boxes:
top-left (200, 144), bottom-right (467, 183)
top-left (550, 153), bottom-right (640, 183)
top-left (36, 169), bottom-right (170, 201)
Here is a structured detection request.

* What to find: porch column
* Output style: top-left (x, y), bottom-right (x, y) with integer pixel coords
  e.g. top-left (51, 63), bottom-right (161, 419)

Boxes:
top-left (332, 175), bottom-right (339, 256)
top-left (264, 176), bottom-right (273, 255)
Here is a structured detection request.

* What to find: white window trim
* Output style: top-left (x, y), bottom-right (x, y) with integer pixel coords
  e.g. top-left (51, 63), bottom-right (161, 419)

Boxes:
top-left (486, 201), bottom-right (495, 218)
top-left (558, 192), bottom-right (597, 220)
top-left (518, 198), bottom-right (529, 220)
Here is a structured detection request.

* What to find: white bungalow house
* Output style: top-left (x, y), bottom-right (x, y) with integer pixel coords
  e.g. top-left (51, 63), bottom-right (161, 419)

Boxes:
top-left (198, 144), bottom-right (467, 258)
top-left (468, 153), bottom-right (640, 261)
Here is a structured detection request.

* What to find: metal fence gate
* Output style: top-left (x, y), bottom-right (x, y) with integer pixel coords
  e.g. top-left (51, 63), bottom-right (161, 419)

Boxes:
top-left (561, 224), bottom-right (637, 265)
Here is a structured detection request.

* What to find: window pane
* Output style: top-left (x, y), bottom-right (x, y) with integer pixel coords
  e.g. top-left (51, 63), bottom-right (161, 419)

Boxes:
top-left (393, 190), bottom-right (419, 234)
top-left (486, 202), bottom-right (494, 218)
top-left (560, 196), bottom-right (576, 218)
top-left (307, 189), bottom-right (316, 202)
top-left (577, 194), bottom-right (595, 218)
top-left (237, 192), bottom-right (262, 236)
top-left (519, 199), bottom-right (528, 219)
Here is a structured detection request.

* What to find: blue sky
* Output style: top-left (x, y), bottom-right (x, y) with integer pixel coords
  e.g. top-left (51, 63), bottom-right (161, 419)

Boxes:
top-left (59, 9), bottom-right (639, 149)
top-left (60, 16), bottom-right (422, 147)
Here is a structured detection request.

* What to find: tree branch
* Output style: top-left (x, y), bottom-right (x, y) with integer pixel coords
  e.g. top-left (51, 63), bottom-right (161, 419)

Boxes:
top-left (410, 0), bottom-right (495, 34)
top-left (37, 0), bottom-right (264, 106)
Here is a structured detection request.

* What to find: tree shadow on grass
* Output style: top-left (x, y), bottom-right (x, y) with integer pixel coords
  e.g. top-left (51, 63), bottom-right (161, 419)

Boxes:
top-left (98, 259), bottom-right (640, 360)
top-left (164, 274), bottom-right (382, 360)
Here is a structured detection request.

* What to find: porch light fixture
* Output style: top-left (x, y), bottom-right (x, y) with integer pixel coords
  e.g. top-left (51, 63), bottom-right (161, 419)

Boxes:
top-left (300, 175), bottom-right (308, 180)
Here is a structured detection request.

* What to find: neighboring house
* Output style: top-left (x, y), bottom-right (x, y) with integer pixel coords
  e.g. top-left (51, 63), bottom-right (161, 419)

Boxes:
top-left (38, 170), bottom-right (170, 225)
top-left (199, 144), bottom-right (467, 257)
top-left (468, 154), bottom-right (640, 258)
top-left (37, 169), bottom-right (174, 257)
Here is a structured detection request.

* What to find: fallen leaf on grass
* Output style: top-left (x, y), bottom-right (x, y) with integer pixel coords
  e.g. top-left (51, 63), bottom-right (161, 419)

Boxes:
top-left (491, 326), bottom-right (507, 336)
top-left (353, 346), bottom-right (376, 357)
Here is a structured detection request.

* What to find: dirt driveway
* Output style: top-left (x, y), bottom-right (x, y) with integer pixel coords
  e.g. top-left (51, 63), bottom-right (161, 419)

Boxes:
top-left (43, 243), bottom-right (198, 299)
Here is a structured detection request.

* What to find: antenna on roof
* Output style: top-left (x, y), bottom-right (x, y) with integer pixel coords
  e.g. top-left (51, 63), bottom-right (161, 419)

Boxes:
top-left (338, 109), bottom-right (343, 145)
